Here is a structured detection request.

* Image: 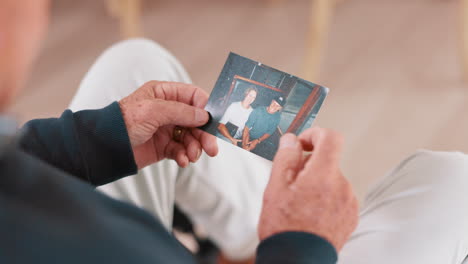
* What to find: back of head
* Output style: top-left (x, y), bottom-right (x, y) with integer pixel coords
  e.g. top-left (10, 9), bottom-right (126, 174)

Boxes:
top-left (0, 0), bottom-right (51, 111)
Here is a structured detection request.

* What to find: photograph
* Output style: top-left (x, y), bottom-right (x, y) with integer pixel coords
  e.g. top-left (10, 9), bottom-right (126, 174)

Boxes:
top-left (202, 52), bottom-right (329, 160)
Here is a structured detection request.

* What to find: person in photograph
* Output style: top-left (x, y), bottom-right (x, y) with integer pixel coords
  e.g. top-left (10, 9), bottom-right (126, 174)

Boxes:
top-left (217, 86), bottom-right (257, 145)
top-left (242, 95), bottom-right (285, 152)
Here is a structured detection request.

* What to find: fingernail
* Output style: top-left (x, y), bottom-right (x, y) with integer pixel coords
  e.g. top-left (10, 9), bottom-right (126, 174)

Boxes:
top-left (181, 155), bottom-right (189, 168)
top-left (195, 109), bottom-right (208, 124)
top-left (279, 134), bottom-right (298, 149)
top-left (196, 149), bottom-right (201, 161)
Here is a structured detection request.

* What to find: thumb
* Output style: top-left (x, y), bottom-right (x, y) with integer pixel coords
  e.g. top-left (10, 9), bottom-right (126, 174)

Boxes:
top-left (270, 133), bottom-right (304, 186)
top-left (154, 100), bottom-right (209, 127)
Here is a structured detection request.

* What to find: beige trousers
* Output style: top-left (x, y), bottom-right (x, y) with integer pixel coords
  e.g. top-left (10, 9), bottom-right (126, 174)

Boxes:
top-left (69, 39), bottom-right (468, 263)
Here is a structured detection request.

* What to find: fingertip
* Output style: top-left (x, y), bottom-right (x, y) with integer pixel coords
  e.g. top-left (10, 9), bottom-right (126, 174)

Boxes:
top-left (205, 140), bottom-right (219, 157)
top-left (279, 133), bottom-right (299, 150)
top-left (195, 108), bottom-right (209, 125)
top-left (187, 148), bottom-right (198, 163)
top-left (210, 145), bottom-right (219, 157)
top-left (274, 134), bottom-right (303, 162)
top-left (189, 143), bottom-right (200, 163)
top-left (180, 155), bottom-right (189, 168)
top-left (176, 151), bottom-right (189, 168)
top-left (298, 127), bottom-right (344, 153)
top-left (270, 134), bottom-right (303, 186)
top-left (189, 128), bottom-right (217, 158)
top-left (201, 133), bottom-right (218, 157)
top-left (183, 132), bottom-right (201, 162)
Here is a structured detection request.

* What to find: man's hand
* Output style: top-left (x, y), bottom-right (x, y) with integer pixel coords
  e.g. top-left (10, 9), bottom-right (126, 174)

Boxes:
top-left (230, 138), bottom-right (241, 145)
top-left (217, 123), bottom-right (240, 146)
top-left (119, 81), bottom-right (218, 169)
top-left (246, 139), bottom-right (260, 151)
top-left (242, 142), bottom-right (253, 151)
top-left (258, 128), bottom-right (359, 251)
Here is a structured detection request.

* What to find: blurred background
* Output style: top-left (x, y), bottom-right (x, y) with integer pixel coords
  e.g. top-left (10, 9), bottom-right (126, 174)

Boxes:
top-left (11, 0), bottom-right (468, 201)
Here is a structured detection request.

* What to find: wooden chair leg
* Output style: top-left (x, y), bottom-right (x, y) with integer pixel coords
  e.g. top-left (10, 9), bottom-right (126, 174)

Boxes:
top-left (461, 0), bottom-right (468, 81)
top-left (106, 0), bottom-right (143, 39)
top-left (106, 0), bottom-right (121, 17)
top-left (302, 0), bottom-right (333, 82)
top-left (266, 0), bottom-right (285, 7)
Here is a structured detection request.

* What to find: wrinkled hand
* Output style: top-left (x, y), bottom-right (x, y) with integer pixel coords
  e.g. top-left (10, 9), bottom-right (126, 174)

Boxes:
top-left (258, 128), bottom-right (359, 251)
top-left (119, 81), bottom-right (218, 169)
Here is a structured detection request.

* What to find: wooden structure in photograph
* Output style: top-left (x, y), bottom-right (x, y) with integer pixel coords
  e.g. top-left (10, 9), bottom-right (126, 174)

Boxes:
top-left (227, 75), bottom-right (323, 136)
top-left (286, 84), bottom-right (321, 134)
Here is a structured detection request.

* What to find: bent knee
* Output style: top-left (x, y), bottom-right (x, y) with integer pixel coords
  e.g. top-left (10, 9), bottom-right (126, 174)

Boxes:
top-left (93, 38), bottom-right (189, 84)
top-left (364, 150), bottom-right (468, 213)
top-left (410, 150), bottom-right (468, 172)
top-left (405, 149), bottom-right (468, 187)
top-left (104, 38), bottom-right (171, 60)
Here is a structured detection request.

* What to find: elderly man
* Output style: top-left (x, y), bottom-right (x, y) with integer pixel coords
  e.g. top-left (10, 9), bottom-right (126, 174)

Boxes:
top-left (1, 1), bottom-right (357, 264)
top-left (3, 1), bottom-right (468, 264)
top-left (217, 86), bottom-right (258, 146)
top-left (242, 96), bottom-right (285, 152)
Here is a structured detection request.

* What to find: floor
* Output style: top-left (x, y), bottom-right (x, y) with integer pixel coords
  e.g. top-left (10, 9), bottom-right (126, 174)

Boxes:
top-left (10, 0), bottom-right (468, 201)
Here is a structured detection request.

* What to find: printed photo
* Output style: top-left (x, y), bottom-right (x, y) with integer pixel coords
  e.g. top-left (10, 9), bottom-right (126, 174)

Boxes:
top-left (201, 52), bottom-right (328, 161)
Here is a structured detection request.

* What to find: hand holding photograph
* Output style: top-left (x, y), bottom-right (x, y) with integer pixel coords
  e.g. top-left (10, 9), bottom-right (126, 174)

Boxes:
top-left (201, 53), bottom-right (328, 161)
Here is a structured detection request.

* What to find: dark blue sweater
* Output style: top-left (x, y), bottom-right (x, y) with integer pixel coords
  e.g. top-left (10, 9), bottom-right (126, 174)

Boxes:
top-left (0, 102), bottom-right (337, 264)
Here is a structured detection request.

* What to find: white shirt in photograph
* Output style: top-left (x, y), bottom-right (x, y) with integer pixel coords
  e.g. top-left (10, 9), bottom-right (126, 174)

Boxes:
top-left (219, 101), bottom-right (253, 139)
